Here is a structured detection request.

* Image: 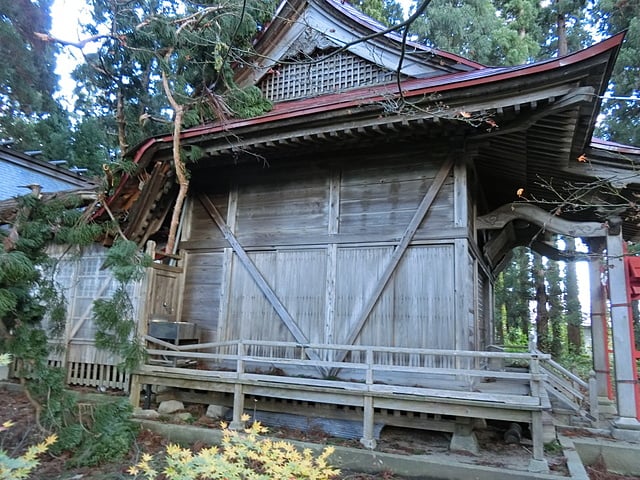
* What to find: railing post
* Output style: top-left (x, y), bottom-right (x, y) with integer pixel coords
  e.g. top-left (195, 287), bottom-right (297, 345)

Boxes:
top-left (529, 353), bottom-right (541, 398)
top-left (360, 347), bottom-right (376, 450)
top-left (365, 347), bottom-right (374, 386)
top-left (528, 353), bottom-right (549, 473)
top-left (231, 341), bottom-right (245, 430)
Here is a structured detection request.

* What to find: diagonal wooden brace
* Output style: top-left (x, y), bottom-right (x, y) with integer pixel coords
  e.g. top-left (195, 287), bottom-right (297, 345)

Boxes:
top-left (331, 158), bottom-right (454, 372)
top-left (198, 194), bottom-right (325, 368)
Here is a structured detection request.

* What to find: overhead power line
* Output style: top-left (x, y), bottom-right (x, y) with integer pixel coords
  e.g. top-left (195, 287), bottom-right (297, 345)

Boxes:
top-left (599, 95), bottom-right (640, 102)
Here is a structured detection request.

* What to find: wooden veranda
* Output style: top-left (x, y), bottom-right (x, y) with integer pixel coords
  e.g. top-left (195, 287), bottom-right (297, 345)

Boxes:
top-left (130, 336), bottom-right (552, 469)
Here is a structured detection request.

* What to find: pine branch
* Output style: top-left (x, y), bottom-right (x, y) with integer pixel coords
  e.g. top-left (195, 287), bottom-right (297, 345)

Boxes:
top-left (0, 189), bottom-right (98, 226)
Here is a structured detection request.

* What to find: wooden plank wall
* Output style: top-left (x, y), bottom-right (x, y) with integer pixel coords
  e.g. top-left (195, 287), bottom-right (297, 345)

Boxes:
top-left (181, 253), bottom-right (223, 343)
top-left (179, 146), bottom-right (485, 354)
top-left (44, 244), bottom-right (144, 390)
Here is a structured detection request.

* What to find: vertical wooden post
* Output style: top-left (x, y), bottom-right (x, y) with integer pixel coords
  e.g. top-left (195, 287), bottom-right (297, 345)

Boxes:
top-left (129, 241), bottom-right (156, 407)
top-left (360, 348), bottom-right (376, 449)
top-left (324, 171), bottom-right (340, 359)
top-left (62, 246), bottom-right (81, 385)
top-left (453, 152), bottom-right (468, 229)
top-left (453, 152), bottom-right (470, 354)
top-left (454, 239), bottom-right (470, 354)
top-left (216, 187), bottom-right (238, 343)
top-left (588, 241), bottom-right (614, 406)
top-left (528, 353), bottom-right (549, 473)
top-left (361, 397), bottom-right (376, 449)
top-left (129, 375), bottom-right (141, 409)
top-left (231, 341), bottom-right (246, 429)
top-left (606, 230), bottom-right (640, 425)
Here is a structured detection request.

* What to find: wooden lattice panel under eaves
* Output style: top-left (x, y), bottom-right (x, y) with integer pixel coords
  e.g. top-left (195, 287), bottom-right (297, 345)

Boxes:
top-left (259, 51), bottom-right (398, 102)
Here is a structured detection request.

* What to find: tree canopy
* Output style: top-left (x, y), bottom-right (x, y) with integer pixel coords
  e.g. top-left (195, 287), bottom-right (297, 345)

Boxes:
top-left (0, 0), bottom-right (76, 160)
top-left (593, 0), bottom-right (640, 145)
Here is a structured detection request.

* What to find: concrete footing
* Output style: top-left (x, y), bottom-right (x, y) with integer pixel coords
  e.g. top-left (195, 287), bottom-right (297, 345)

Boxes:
top-left (597, 397), bottom-right (617, 419)
top-left (449, 420), bottom-right (480, 455)
top-left (449, 423), bottom-right (480, 455)
top-left (527, 458), bottom-right (550, 474)
top-left (571, 435), bottom-right (640, 476)
top-left (359, 437), bottom-right (377, 449)
top-left (612, 416), bottom-right (640, 442)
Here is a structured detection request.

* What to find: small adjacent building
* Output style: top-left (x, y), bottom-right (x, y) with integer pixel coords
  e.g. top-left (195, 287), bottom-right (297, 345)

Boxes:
top-left (0, 146), bottom-right (92, 201)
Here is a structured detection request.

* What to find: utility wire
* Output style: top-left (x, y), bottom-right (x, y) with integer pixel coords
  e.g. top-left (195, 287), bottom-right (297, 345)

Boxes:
top-left (599, 95), bottom-right (640, 102)
top-left (395, 0), bottom-right (434, 97)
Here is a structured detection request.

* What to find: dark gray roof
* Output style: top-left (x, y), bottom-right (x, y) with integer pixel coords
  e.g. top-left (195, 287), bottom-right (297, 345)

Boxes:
top-left (0, 147), bottom-right (96, 201)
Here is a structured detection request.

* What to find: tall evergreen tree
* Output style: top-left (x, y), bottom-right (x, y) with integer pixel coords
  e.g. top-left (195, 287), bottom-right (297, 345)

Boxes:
top-left (546, 256), bottom-right (565, 357)
top-left (533, 253), bottom-right (551, 352)
top-left (564, 237), bottom-right (583, 354)
top-left (494, 270), bottom-right (507, 344)
top-left (352, 0), bottom-right (405, 26)
top-left (537, 0), bottom-right (592, 58)
top-left (0, 0), bottom-right (75, 155)
top-left (409, 0), bottom-right (542, 65)
top-left (44, 0), bottom-right (277, 250)
top-left (593, 0), bottom-right (640, 145)
top-left (497, 247), bottom-right (533, 345)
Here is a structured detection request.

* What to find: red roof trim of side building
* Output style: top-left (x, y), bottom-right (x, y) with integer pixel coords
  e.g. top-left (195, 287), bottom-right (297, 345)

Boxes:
top-left (591, 137), bottom-right (640, 155)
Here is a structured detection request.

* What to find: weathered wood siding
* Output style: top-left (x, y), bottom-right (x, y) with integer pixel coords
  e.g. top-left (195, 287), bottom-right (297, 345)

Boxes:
top-left (45, 244), bottom-right (143, 390)
top-left (181, 252), bottom-right (223, 342)
top-left (179, 147), bottom-right (482, 352)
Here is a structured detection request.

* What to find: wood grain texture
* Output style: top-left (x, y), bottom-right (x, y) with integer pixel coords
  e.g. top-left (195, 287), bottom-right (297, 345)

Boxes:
top-left (178, 150), bottom-right (475, 355)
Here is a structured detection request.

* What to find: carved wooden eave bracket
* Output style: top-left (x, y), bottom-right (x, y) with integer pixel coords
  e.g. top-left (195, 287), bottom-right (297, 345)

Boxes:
top-left (477, 202), bottom-right (608, 237)
top-left (477, 202), bottom-right (608, 272)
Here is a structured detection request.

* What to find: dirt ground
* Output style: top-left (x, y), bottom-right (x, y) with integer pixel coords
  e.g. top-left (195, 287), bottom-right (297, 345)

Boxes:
top-left (0, 384), bottom-right (637, 480)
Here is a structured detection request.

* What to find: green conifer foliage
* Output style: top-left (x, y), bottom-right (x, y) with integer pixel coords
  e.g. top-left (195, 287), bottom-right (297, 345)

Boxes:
top-left (92, 238), bottom-right (152, 371)
top-left (408, 0), bottom-right (542, 65)
top-left (593, 0), bottom-right (640, 145)
top-left (352, 0), bottom-right (405, 26)
top-left (495, 247), bottom-right (533, 347)
top-left (546, 257), bottom-right (565, 357)
top-left (564, 237), bottom-right (583, 354)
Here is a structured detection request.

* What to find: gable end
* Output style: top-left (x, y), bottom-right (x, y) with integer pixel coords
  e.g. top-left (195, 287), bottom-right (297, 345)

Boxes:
top-left (258, 49), bottom-right (400, 102)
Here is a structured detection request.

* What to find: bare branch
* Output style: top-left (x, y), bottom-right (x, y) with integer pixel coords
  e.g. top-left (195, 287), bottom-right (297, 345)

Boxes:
top-left (34, 32), bottom-right (118, 50)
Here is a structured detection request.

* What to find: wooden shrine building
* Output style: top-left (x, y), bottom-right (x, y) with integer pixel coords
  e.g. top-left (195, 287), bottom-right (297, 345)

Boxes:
top-left (100, 0), bottom-right (640, 471)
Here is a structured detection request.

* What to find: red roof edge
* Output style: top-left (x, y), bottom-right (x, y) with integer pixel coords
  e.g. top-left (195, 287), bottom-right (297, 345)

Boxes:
top-left (108, 31), bottom-right (625, 221)
top-left (93, 136), bottom-right (165, 220)
top-left (591, 137), bottom-right (640, 155)
top-left (185, 31), bottom-right (627, 139)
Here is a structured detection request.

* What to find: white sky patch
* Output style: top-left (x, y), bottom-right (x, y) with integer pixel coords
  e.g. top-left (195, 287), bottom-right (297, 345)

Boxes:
top-left (399, 0), bottom-right (412, 18)
top-left (50, 0), bottom-right (95, 108)
top-left (555, 238), bottom-right (592, 321)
